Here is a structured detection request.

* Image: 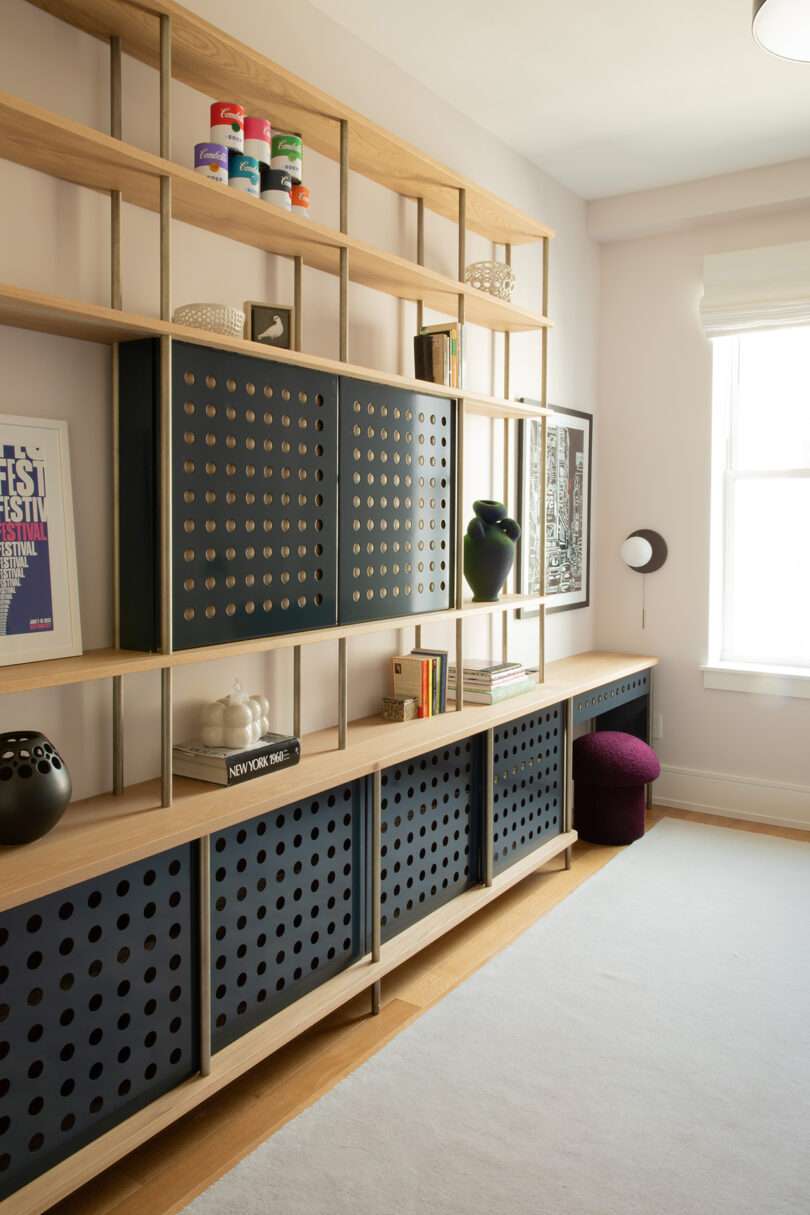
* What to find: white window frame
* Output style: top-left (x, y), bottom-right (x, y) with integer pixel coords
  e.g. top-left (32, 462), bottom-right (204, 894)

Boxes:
top-left (705, 331), bottom-right (810, 697)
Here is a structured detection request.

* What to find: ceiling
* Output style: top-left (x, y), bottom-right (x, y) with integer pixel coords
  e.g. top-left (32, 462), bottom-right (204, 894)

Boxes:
top-left (307, 0), bottom-right (810, 200)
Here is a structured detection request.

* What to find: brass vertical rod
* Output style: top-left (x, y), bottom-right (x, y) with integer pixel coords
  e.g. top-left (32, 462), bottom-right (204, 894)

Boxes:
top-left (564, 697), bottom-right (574, 869)
top-left (159, 15), bottom-right (172, 322)
top-left (538, 235), bottom-right (550, 685)
top-left (454, 395), bottom-right (465, 711)
top-left (484, 728), bottom-right (494, 886)
top-left (414, 624), bottom-right (422, 648)
top-left (339, 119), bottom-right (349, 361)
top-left (338, 637), bottom-right (348, 749)
top-left (540, 235), bottom-right (550, 406)
top-left (110, 36), bottom-right (122, 312)
top-left (502, 413), bottom-right (510, 662)
top-left (161, 667), bottom-right (173, 807)
top-left (371, 765), bottom-right (382, 1014)
top-left (198, 835), bottom-right (212, 1076)
top-left (457, 188), bottom-right (467, 282)
top-left (159, 14), bottom-right (171, 159)
top-left (415, 196), bottom-right (425, 336)
top-left (110, 36), bottom-right (124, 796)
top-left (112, 675), bottom-right (124, 795)
top-left (503, 243), bottom-right (511, 400)
top-left (293, 645), bottom-right (302, 739)
top-left (293, 255), bottom-right (303, 352)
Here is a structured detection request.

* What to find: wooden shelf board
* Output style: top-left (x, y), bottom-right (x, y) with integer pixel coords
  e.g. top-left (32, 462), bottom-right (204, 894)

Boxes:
top-left (0, 594), bottom-right (548, 694)
top-left (26, 0), bottom-right (553, 247)
top-left (0, 93), bottom-right (549, 334)
top-left (5, 826), bottom-right (574, 1215)
top-left (0, 652), bottom-right (656, 912)
top-left (0, 284), bottom-right (551, 422)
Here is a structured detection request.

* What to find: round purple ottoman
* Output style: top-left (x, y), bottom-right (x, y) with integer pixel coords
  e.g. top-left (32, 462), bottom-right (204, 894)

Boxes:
top-left (573, 731), bottom-right (661, 845)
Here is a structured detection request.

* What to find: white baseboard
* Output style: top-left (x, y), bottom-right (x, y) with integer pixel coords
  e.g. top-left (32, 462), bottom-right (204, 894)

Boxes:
top-left (656, 764), bottom-right (810, 831)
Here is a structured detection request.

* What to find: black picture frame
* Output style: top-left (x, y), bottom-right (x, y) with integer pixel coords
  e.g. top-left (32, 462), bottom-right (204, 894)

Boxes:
top-left (516, 402), bottom-right (593, 616)
top-left (244, 301), bottom-right (294, 349)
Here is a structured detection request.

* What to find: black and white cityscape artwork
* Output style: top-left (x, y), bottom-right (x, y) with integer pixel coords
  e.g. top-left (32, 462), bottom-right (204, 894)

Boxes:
top-left (518, 405), bottom-right (592, 613)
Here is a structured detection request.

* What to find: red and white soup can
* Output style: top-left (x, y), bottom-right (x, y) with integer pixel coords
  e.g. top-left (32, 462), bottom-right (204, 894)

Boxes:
top-left (210, 101), bottom-right (245, 152)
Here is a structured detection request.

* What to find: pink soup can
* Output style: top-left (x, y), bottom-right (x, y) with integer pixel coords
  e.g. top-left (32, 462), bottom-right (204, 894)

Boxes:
top-left (244, 116), bottom-right (271, 166)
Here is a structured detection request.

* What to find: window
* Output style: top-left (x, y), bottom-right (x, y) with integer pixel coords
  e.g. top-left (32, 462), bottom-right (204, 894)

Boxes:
top-left (709, 326), bottom-right (810, 673)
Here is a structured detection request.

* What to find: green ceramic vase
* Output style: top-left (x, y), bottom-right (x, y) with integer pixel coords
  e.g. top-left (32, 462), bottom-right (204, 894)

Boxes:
top-left (463, 500), bottom-right (521, 602)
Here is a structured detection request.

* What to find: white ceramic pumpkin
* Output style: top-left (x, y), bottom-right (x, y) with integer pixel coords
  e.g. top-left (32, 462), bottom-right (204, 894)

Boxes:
top-left (200, 681), bottom-right (270, 750)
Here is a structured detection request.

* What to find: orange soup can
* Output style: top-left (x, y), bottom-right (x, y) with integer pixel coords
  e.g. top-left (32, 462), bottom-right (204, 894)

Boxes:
top-left (291, 184), bottom-right (310, 217)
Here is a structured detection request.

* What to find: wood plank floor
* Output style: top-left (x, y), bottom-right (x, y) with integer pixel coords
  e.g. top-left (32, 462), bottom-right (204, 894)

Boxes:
top-left (45, 805), bottom-right (808, 1215)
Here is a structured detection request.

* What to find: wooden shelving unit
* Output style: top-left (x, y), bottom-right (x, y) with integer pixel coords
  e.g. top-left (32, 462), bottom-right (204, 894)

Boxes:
top-left (0, 7), bottom-right (657, 1213)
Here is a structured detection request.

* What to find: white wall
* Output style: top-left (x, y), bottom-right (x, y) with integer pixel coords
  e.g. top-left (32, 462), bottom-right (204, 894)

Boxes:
top-left (595, 182), bottom-right (810, 828)
top-left (0, 0), bottom-right (598, 802)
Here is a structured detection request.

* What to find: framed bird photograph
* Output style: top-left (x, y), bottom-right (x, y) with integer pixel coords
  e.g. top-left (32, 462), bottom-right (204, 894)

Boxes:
top-left (244, 302), bottom-right (294, 350)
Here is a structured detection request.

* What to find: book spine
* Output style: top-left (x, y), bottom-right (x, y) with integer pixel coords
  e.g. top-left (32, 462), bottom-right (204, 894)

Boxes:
top-left (226, 739), bottom-right (301, 786)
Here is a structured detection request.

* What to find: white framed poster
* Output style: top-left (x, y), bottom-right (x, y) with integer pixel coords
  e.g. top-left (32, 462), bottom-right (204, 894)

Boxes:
top-left (0, 415), bottom-right (82, 665)
top-left (517, 403), bottom-right (592, 614)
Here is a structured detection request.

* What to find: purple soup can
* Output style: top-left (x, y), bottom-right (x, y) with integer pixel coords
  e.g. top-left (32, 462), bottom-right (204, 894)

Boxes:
top-left (194, 142), bottom-right (228, 184)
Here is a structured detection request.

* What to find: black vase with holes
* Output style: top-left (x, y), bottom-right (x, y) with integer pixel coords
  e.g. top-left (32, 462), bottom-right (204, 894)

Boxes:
top-left (0, 732), bottom-right (71, 846)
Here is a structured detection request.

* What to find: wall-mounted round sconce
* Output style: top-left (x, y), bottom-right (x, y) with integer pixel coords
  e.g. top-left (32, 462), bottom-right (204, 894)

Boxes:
top-left (620, 529), bottom-right (667, 628)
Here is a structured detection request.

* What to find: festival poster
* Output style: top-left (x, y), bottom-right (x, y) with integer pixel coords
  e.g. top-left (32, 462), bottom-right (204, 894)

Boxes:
top-left (0, 417), bottom-right (81, 666)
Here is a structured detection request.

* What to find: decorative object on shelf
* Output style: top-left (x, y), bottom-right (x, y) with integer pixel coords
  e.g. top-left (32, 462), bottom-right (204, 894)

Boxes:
top-left (620, 529), bottom-right (667, 629)
top-left (0, 731), bottom-right (71, 845)
top-left (172, 303), bottom-right (246, 338)
top-left (194, 142), bottom-right (228, 183)
top-left (463, 500), bottom-right (520, 602)
top-left (260, 166), bottom-right (292, 210)
top-left (210, 100), bottom-right (245, 151)
top-left (517, 403), bottom-right (592, 617)
top-left (244, 301), bottom-right (293, 348)
top-left (0, 415), bottom-right (81, 666)
top-left (271, 131), bottom-right (303, 183)
top-left (291, 183), bottom-right (311, 217)
top-left (173, 731), bottom-right (299, 787)
top-left (200, 680), bottom-right (270, 749)
top-left (382, 695), bottom-right (418, 722)
top-left (228, 150), bottom-right (260, 196)
top-left (244, 116), bottom-right (272, 165)
top-left (414, 323), bottom-right (461, 387)
top-left (464, 260), bottom-right (516, 302)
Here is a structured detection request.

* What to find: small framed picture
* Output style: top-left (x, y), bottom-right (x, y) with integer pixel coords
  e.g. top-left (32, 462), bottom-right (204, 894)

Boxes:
top-left (0, 415), bottom-right (82, 665)
top-left (244, 302), bottom-right (294, 349)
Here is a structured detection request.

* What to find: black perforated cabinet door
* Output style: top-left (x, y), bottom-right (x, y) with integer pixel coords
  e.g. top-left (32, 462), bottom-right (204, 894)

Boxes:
top-left (338, 379), bottom-right (454, 623)
top-left (0, 846), bottom-right (198, 1200)
top-left (492, 704), bottom-right (564, 874)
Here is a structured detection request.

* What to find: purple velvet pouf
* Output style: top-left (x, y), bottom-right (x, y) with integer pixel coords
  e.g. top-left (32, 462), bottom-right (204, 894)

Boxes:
top-left (573, 731), bottom-right (661, 845)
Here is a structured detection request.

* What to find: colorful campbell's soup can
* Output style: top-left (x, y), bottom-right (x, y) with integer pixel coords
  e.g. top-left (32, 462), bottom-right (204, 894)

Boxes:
top-left (244, 116), bottom-right (271, 165)
top-left (260, 165), bottom-right (291, 210)
top-left (210, 101), bottom-right (245, 152)
top-left (194, 142), bottom-right (228, 183)
top-left (228, 151), bottom-right (260, 197)
top-left (291, 183), bottom-right (310, 216)
top-left (270, 132), bottom-right (303, 184)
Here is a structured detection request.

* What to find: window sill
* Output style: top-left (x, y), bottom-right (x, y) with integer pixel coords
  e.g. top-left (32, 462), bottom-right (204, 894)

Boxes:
top-left (702, 662), bottom-right (810, 699)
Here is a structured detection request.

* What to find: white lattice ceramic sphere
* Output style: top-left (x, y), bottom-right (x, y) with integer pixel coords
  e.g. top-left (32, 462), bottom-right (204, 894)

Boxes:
top-left (173, 303), bottom-right (246, 338)
top-left (463, 260), bottom-right (516, 302)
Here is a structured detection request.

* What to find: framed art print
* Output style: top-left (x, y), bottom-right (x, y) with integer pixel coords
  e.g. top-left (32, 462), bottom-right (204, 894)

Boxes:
top-left (517, 403), bottom-right (592, 614)
top-left (0, 415), bottom-right (82, 665)
top-left (244, 302), bottom-right (294, 350)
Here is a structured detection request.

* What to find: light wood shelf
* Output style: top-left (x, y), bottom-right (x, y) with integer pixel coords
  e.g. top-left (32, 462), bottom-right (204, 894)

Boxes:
top-left (0, 652), bottom-right (656, 913)
top-left (27, 0), bottom-right (552, 248)
top-left (0, 283), bottom-right (552, 420)
top-left (0, 593), bottom-right (548, 695)
top-left (5, 826), bottom-right (574, 1215)
top-left (0, 92), bottom-right (549, 334)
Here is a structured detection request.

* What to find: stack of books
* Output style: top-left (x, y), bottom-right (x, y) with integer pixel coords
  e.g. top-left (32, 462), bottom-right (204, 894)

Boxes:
top-left (413, 323), bottom-right (462, 387)
top-left (391, 648), bottom-right (449, 717)
top-left (173, 732), bottom-right (300, 786)
top-left (448, 659), bottom-right (534, 705)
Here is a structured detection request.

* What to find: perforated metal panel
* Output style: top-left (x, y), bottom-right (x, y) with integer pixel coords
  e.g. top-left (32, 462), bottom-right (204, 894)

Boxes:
top-left (573, 670), bottom-right (650, 724)
top-left (493, 705), bottom-right (563, 875)
top-left (338, 380), bottom-right (454, 623)
top-left (380, 739), bottom-right (481, 942)
top-left (0, 846), bottom-right (198, 1200)
top-left (172, 343), bottom-right (339, 649)
top-left (211, 781), bottom-right (367, 1052)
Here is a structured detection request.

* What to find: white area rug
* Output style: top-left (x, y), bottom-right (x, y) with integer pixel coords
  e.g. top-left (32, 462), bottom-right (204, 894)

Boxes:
top-left (183, 819), bottom-right (810, 1214)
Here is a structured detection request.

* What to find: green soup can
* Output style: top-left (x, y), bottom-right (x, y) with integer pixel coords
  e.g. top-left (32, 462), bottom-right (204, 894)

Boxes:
top-left (271, 131), bottom-right (303, 184)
